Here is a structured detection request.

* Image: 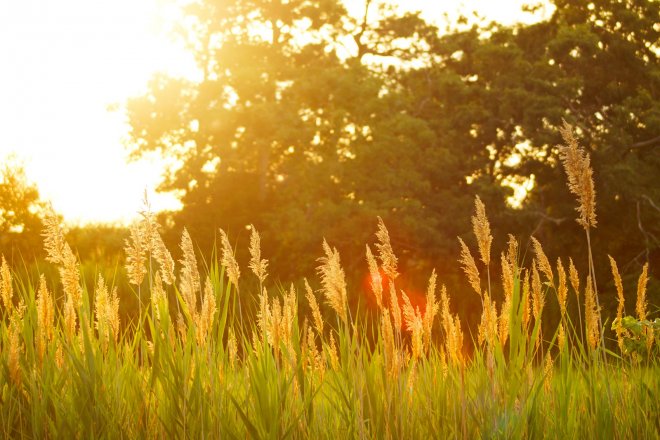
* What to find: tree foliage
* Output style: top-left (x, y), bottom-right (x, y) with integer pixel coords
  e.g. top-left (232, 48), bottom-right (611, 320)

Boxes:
top-left (0, 159), bottom-right (47, 260)
top-left (125, 0), bottom-right (659, 316)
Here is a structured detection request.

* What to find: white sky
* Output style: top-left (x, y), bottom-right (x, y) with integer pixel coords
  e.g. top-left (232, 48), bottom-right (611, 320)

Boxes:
top-left (0, 0), bottom-right (548, 225)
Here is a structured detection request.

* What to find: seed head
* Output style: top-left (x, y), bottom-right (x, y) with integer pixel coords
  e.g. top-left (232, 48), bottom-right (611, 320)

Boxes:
top-left (1, 255), bottom-right (12, 312)
top-left (458, 237), bottom-right (481, 296)
top-left (125, 221), bottom-right (147, 286)
top-left (381, 308), bottom-right (397, 376)
top-left (316, 239), bottom-right (348, 324)
top-left (636, 263), bottom-right (649, 322)
top-left (153, 231), bottom-right (175, 285)
top-left (569, 258), bottom-right (580, 299)
top-left (304, 278), bottom-right (324, 337)
top-left (179, 228), bottom-right (200, 316)
top-left (556, 258), bottom-right (568, 317)
top-left (388, 280), bottom-right (402, 332)
top-left (219, 228), bottom-right (241, 291)
top-left (472, 196), bottom-right (492, 266)
top-left (584, 276), bottom-right (600, 350)
top-left (558, 120), bottom-right (597, 229)
top-left (531, 237), bottom-right (554, 287)
top-left (36, 275), bottom-right (54, 361)
top-left (248, 225), bottom-right (268, 285)
top-left (365, 244), bottom-right (383, 309)
top-left (375, 217), bottom-right (399, 280)
top-left (608, 256), bottom-right (625, 350)
top-left (423, 270), bottom-right (439, 352)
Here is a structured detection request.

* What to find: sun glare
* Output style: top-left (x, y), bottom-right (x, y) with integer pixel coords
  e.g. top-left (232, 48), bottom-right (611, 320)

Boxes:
top-left (0, 0), bottom-right (195, 224)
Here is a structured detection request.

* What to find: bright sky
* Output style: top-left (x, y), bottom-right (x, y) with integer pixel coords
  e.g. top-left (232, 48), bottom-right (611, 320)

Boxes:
top-left (0, 0), bottom-right (548, 225)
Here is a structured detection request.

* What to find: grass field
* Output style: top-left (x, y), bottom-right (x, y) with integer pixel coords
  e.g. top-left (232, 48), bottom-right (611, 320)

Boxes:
top-left (0, 125), bottom-right (658, 439)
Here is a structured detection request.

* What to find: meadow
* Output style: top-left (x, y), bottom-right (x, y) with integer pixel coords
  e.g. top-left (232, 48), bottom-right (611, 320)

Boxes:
top-left (0, 124), bottom-right (658, 439)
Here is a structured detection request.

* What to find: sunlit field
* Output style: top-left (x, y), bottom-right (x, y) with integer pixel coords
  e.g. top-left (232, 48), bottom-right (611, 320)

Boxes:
top-left (0, 122), bottom-right (658, 438)
top-left (1, 0), bottom-right (659, 438)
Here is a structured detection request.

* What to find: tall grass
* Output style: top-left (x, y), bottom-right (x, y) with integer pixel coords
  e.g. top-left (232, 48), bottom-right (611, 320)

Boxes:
top-left (0, 124), bottom-right (658, 439)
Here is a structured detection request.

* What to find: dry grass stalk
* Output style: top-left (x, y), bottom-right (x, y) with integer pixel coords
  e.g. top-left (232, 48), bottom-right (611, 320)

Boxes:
top-left (317, 239), bottom-right (348, 324)
top-left (228, 328), bottom-right (238, 367)
top-left (388, 280), bottom-right (402, 332)
top-left (280, 284), bottom-right (298, 365)
top-left (531, 237), bottom-right (554, 287)
top-left (304, 278), bottom-right (324, 337)
top-left (375, 217), bottom-right (399, 280)
top-left (176, 311), bottom-right (187, 343)
top-left (558, 120), bottom-right (597, 229)
top-left (306, 330), bottom-right (324, 377)
top-left (269, 297), bottom-right (282, 363)
top-left (94, 276), bottom-right (120, 347)
top-left (8, 312), bottom-right (22, 386)
top-left (584, 276), bottom-right (600, 350)
top-left (556, 258), bottom-right (568, 317)
top-left (472, 196), bottom-right (492, 266)
top-left (95, 275), bottom-right (110, 349)
top-left (543, 353), bottom-right (554, 393)
top-left (257, 287), bottom-right (270, 343)
top-left (478, 293), bottom-right (498, 348)
top-left (1, 255), bottom-right (12, 313)
top-left (410, 312), bottom-right (424, 362)
top-left (401, 290), bottom-right (416, 333)
top-left (248, 225), bottom-right (268, 285)
top-left (568, 258), bottom-right (580, 299)
top-left (125, 221), bottom-right (147, 286)
top-left (151, 271), bottom-right (168, 322)
top-left (507, 234), bottom-right (519, 270)
top-left (179, 228), bottom-right (200, 318)
top-left (381, 308), bottom-right (397, 376)
top-left (328, 333), bottom-right (340, 371)
top-left (635, 263), bottom-right (653, 352)
top-left (152, 231), bottom-right (175, 285)
top-left (139, 190), bottom-right (157, 250)
top-left (447, 315), bottom-right (464, 366)
top-left (401, 290), bottom-right (425, 361)
top-left (499, 294), bottom-right (511, 347)
top-left (521, 269), bottom-right (531, 330)
top-left (531, 262), bottom-right (544, 349)
top-left (608, 256), bottom-right (626, 349)
top-left (36, 275), bottom-right (54, 362)
top-left (197, 277), bottom-right (217, 344)
top-left (63, 296), bottom-right (77, 338)
top-left (531, 262), bottom-right (544, 321)
top-left (423, 270), bottom-right (439, 352)
top-left (439, 286), bottom-right (463, 366)
top-left (365, 244), bottom-right (383, 309)
top-left (219, 228), bottom-right (241, 290)
top-left (635, 263), bottom-right (648, 322)
top-left (440, 286), bottom-right (451, 337)
top-left (457, 237), bottom-right (481, 296)
top-left (42, 209), bottom-right (83, 308)
top-left (102, 277), bottom-right (120, 345)
top-left (558, 324), bottom-right (566, 349)
top-left (501, 253), bottom-right (514, 304)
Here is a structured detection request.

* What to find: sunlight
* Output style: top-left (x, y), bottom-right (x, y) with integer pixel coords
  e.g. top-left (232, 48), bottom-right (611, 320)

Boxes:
top-left (0, 0), bottom-right (195, 224)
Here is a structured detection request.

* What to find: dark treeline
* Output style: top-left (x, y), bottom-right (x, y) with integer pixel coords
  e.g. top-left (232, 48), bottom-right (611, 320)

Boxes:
top-left (1, 0), bottom-right (658, 331)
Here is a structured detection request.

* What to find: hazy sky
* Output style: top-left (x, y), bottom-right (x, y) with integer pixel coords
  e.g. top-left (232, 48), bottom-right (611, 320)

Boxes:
top-left (0, 0), bottom-right (548, 224)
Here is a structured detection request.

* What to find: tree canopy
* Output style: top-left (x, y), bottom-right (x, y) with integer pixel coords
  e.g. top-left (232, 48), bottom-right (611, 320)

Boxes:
top-left (0, 159), bottom-right (47, 260)
top-left (125, 0), bottom-right (659, 316)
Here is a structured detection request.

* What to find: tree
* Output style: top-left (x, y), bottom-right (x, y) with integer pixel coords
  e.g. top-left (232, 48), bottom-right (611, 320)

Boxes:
top-left (402, 0), bottom-right (659, 318)
top-left (126, 0), bottom-right (441, 280)
top-left (0, 158), bottom-right (47, 260)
